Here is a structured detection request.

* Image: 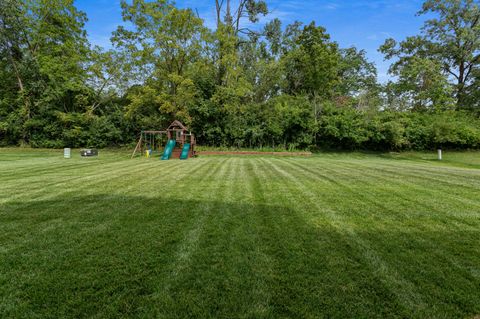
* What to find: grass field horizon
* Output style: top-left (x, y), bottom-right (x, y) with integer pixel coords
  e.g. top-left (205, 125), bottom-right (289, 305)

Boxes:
top-left (1, 149), bottom-right (479, 318)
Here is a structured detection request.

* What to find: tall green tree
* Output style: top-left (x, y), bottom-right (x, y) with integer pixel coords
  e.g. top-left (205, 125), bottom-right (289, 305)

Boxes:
top-left (0, 0), bottom-right (89, 144)
top-left (390, 57), bottom-right (454, 111)
top-left (421, 0), bottom-right (480, 108)
top-left (337, 47), bottom-right (377, 97)
top-left (283, 22), bottom-right (339, 99)
top-left (112, 0), bottom-right (210, 125)
top-left (282, 22), bottom-right (339, 135)
top-left (214, 0), bottom-right (268, 36)
top-left (381, 0), bottom-right (480, 110)
top-left (85, 48), bottom-right (130, 115)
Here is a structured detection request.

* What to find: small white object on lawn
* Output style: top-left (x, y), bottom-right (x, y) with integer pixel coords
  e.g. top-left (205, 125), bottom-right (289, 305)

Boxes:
top-left (438, 149), bottom-right (442, 161)
top-left (64, 148), bottom-right (71, 159)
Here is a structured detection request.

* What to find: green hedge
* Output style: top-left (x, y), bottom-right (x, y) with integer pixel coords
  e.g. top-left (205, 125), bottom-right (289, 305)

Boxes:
top-left (318, 107), bottom-right (480, 150)
top-left (2, 100), bottom-right (480, 151)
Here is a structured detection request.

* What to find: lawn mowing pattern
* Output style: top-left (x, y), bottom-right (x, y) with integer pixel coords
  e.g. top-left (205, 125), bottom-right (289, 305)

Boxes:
top-left (0, 150), bottom-right (479, 318)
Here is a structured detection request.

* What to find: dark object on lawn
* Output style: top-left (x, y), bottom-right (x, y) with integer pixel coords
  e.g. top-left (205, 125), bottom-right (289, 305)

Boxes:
top-left (80, 149), bottom-right (98, 157)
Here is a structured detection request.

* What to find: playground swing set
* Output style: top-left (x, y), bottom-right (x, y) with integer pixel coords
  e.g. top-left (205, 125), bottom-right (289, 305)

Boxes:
top-left (131, 120), bottom-right (196, 160)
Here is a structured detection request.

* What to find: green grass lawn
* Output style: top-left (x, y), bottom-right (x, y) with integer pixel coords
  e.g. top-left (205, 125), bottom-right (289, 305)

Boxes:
top-left (1, 148), bottom-right (479, 318)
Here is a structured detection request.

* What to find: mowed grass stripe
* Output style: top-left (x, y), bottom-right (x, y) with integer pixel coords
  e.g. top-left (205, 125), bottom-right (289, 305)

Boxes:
top-left (281, 158), bottom-right (479, 257)
top-left (336, 158), bottom-right (480, 188)
top-left (0, 160), bottom-right (158, 205)
top-left (284, 158), bottom-right (480, 222)
top-left (0, 156), bottom-right (151, 194)
top-left (328, 161), bottom-right (479, 209)
top-left (0, 160), bottom-right (202, 252)
top-left (0, 153), bottom-right (126, 180)
top-left (254, 158), bottom-right (408, 317)
top-left (92, 156), bottom-right (219, 302)
top-left (226, 158), bottom-right (273, 317)
top-left (264, 157), bottom-right (430, 317)
top-left (0, 158), bottom-right (193, 205)
top-left (1, 151), bottom-right (480, 318)
top-left (189, 158), bottom-right (250, 316)
top-left (271, 158), bottom-right (480, 317)
top-left (227, 157), bottom-right (274, 317)
top-left (0, 158), bottom-right (210, 256)
top-left (287, 156), bottom-right (480, 214)
top-left (0, 162), bottom-right (146, 201)
top-left (144, 158), bottom-right (238, 317)
top-left (175, 157), bottom-right (276, 318)
top-left (0, 157), bottom-right (144, 200)
top-left (0, 159), bottom-right (218, 318)
top-left (281, 158), bottom-right (480, 266)
top-left (309, 156), bottom-right (480, 192)
top-left (292, 158), bottom-right (480, 234)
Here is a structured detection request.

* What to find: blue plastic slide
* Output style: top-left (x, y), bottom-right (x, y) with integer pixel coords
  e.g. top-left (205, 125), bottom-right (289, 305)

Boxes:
top-left (179, 143), bottom-right (190, 160)
top-left (161, 139), bottom-right (176, 160)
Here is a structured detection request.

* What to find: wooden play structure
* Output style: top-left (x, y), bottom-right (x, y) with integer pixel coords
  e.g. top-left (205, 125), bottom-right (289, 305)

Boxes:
top-left (131, 120), bottom-right (196, 160)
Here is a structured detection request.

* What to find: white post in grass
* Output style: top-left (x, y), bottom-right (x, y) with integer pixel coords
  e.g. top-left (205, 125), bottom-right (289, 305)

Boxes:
top-left (64, 148), bottom-right (71, 159)
top-left (437, 148), bottom-right (442, 161)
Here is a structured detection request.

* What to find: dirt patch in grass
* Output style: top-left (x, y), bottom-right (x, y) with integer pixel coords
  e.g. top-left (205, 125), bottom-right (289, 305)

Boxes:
top-left (197, 151), bottom-right (312, 156)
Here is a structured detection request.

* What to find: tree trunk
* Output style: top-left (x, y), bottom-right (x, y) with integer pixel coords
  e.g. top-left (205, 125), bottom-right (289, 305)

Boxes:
top-left (457, 61), bottom-right (466, 108)
top-left (7, 49), bottom-right (31, 144)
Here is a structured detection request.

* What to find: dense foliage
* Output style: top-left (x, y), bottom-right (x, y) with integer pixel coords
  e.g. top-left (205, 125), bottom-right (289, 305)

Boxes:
top-left (1, 0), bottom-right (479, 150)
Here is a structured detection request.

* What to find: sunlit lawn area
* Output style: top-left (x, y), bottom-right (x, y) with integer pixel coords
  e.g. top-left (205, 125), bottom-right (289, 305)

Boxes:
top-left (1, 149), bottom-right (479, 318)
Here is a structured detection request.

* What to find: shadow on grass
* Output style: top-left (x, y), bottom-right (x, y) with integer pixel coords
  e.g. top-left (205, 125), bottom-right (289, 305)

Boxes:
top-left (1, 195), bottom-right (479, 318)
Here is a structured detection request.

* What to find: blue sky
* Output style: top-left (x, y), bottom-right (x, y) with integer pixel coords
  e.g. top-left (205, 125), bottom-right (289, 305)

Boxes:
top-left (75, 0), bottom-right (429, 82)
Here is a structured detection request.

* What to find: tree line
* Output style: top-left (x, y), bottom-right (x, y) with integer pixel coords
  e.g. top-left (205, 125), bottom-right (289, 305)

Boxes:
top-left (1, 0), bottom-right (479, 150)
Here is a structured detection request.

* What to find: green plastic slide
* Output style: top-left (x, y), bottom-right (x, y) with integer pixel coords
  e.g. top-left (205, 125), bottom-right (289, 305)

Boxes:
top-left (180, 143), bottom-right (190, 160)
top-left (161, 139), bottom-right (176, 160)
